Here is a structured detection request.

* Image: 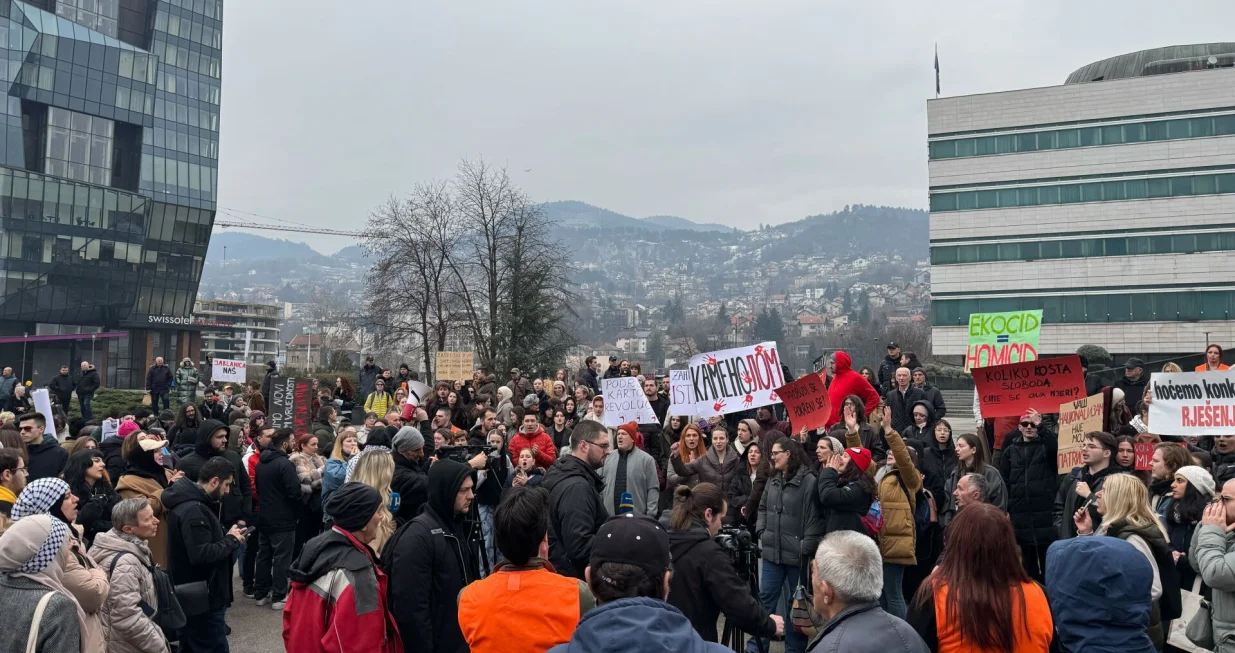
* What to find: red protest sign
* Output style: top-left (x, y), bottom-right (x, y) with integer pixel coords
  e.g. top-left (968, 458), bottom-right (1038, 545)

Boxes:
top-left (1134, 442), bottom-right (1154, 471)
top-left (973, 355), bottom-right (1086, 419)
top-left (776, 373), bottom-right (831, 433)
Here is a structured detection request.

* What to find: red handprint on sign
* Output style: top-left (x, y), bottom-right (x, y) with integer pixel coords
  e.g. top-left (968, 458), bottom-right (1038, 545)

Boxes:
top-left (742, 393), bottom-right (754, 408)
top-left (704, 355), bottom-right (718, 366)
top-left (742, 373), bottom-right (754, 387)
top-left (754, 345), bottom-right (764, 356)
top-left (712, 399), bottom-right (726, 412)
top-left (768, 391), bottom-right (779, 402)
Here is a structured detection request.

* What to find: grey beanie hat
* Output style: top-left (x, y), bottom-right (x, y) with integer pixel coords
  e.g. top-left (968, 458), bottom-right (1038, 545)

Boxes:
top-left (392, 425), bottom-right (425, 452)
top-left (1176, 465), bottom-right (1215, 497)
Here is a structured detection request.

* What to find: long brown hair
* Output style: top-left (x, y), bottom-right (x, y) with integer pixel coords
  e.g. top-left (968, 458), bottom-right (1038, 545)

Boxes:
top-left (955, 432), bottom-right (988, 477)
top-left (913, 503), bottom-right (1031, 652)
top-left (669, 483), bottom-right (726, 531)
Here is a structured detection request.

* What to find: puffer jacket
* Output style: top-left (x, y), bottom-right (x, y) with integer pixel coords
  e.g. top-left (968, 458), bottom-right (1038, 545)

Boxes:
top-left (174, 364), bottom-right (199, 404)
top-left (914, 435), bottom-right (955, 509)
top-left (1191, 524), bottom-right (1235, 652)
top-left (998, 428), bottom-right (1059, 548)
top-left (827, 422), bottom-right (886, 462)
top-left (670, 446), bottom-right (741, 490)
top-left (846, 428), bottom-right (921, 565)
top-left (757, 466), bottom-right (824, 567)
top-left (90, 530), bottom-right (170, 653)
top-left (290, 452), bottom-right (324, 496)
top-left (898, 400), bottom-right (936, 446)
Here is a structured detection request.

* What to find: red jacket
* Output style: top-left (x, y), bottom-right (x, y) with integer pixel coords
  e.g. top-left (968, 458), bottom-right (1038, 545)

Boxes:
top-left (826, 351), bottom-right (882, 427)
top-left (509, 428), bottom-right (556, 468)
top-left (283, 527), bottom-right (402, 653)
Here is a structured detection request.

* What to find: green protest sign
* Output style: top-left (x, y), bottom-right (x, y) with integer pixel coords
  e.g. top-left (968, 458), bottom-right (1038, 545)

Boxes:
top-left (965, 310), bottom-right (1042, 370)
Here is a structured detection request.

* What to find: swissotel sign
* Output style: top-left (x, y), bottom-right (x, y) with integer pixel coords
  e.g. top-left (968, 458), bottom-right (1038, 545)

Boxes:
top-left (965, 310), bottom-right (1042, 371)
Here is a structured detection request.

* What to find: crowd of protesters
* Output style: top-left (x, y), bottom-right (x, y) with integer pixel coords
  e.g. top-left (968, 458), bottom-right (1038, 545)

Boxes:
top-left (0, 342), bottom-right (1234, 653)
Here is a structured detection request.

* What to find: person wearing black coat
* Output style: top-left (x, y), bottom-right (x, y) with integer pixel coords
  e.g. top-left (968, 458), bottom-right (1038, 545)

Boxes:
top-left (884, 370), bottom-right (926, 434)
top-left (63, 448), bottom-right (120, 547)
top-left (46, 365), bottom-right (75, 411)
top-left (912, 419), bottom-right (957, 513)
top-left (262, 360), bottom-right (278, 413)
top-left (390, 427), bottom-right (429, 525)
top-left (542, 421), bottom-right (610, 580)
top-left (198, 389), bottom-right (227, 422)
top-left (998, 414), bottom-right (1058, 581)
top-left (253, 428), bottom-right (304, 606)
top-left (910, 369), bottom-right (946, 419)
top-left (666, 484), bottom-right (779, 643)
top-left (899, 400), bottom-right (937, 446)
top-left (76, 362), bottom-right (101, 420)
top-left (877, 345), bottom-right (901, 395)
top-left (175, 418), bottom-right (252, 530)
top-left (382, 459), bottom-right (481, 653)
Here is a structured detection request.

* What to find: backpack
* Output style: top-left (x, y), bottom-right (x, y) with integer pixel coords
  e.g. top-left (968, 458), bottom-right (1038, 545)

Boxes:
top-left (861, 500), bottom-right (883, 536)
top-left (896, 475), bottom-right (932, 539)
top-left (107, 551), bottom-right (187, 634)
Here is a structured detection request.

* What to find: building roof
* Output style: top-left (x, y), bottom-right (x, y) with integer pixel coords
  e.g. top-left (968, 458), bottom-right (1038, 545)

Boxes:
top-left (288, 334), bottom-right (325, 347)
top-left (1066, 43), bottom-right (1235, 84)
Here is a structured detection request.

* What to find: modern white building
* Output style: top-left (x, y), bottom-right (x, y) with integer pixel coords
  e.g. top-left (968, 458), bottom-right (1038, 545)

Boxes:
top-left (928, 44), bottom-right (1235, 365)
top-left (194, 299), bottom-right (282, 366)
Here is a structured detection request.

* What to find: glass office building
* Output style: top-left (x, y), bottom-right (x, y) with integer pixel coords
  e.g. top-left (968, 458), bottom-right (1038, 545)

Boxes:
top-left (927, 44), bottom-right (1235, 365)
top-left (0, 0), bottom-right (222, 389)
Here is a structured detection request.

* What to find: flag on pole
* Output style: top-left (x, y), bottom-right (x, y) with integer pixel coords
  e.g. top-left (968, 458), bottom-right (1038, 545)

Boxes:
top-left (244, 329), bottom-right (251, 361)
top-left (934, 43), bottom-right (940, 96)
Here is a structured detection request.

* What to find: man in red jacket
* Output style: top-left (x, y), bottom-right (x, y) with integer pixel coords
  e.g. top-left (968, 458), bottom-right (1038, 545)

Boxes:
top-left (824, 351), bottom-right (881, 428)
top-left (511, 413), bottom-right (557, 468)
top-left (283, 482), bottom-right (402, 653)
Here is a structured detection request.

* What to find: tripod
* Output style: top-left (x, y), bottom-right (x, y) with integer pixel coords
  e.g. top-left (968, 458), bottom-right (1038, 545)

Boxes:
top-left (720, 547), bottom-right (767, 653)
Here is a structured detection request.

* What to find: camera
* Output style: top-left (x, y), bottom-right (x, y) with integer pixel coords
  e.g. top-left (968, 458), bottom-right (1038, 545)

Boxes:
top-left (714, 526), bottom-right (754, 554)
top-left (436, 445), bottom-right (496, 464)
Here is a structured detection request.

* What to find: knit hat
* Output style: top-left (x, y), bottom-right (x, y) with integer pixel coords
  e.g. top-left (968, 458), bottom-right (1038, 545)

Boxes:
top-left (324, 482), bottom-right (383, 531)
top-left (1176, 465), bottom-right (1216, 497)
top-left (117, 421), bottom-right (141, 439)
top-left (617, 421), bottom-right (639, 438)
top-left (392, 426), bottom-right (425, 453)
top-left (1112, 388), bottom-right (1126, 406)
top-left (846, 447), bottom-right (873, 473)
top-left (590, 514), bottom-right (671, 584)
top-left (824, 436), bottom-right (844, 456)
top-left (523, 394), bottom-right (538, 409)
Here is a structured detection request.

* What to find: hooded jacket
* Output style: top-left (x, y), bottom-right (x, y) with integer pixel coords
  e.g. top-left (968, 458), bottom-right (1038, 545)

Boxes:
top-left (914, 428), bottom-right (955, 506)
top-left (163, 477), bottom-right (242, 613)
top-left (255, 444), bottom-right (304, 531)
top-left (175, 419), bottom-right (252, 527)
top-left (89, 529), bottom-right (170, 653)
top-left (667, 522), bottom-right (777, 642)
top-left (670, 446), bottom-right (741, 492)
top-left (760, 466), bottom-right (825, 567)
top-left (47, 371), bottom-right (75, 401)
top-left (1046, 536), bottom-right (1157, 653)
top-left (510, 426), bottom-right (557, 469)
top-left (845, 427), bottom-right (921, 565)
top-left (1190, 523), bottom-right (1235, 651)
top-left (284, 527), bottom-right (402, 653)
top-left (391, 452), bottom-right (428, 525)
top-left (382, 459), bottom-right (480, 653)
top-left (899, 399), bottom-right (937, 445)
top-left (1114, 373), bottom-right (1149, 408)
top-left (825, 353), bottom-right (882, 427)
top-left (998, 427), bottom-right (1059, 548)
top-left (27, 436), bottom-right (69, 481)
top-left (546, 597), bottom-right (729, 653)
top-left (544, 453), bottom-right (609, 579)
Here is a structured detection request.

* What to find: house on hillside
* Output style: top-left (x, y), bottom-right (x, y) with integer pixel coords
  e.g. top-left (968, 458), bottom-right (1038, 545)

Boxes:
top-left (797, 314), bottom-right (825, 337)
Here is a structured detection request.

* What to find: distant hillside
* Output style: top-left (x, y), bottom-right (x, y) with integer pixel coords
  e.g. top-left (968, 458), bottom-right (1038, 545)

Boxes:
top-left (206, 232), bottom-right (321, 262)
top-left (540, 201), bottom-right (734, 233)
top-left (763, 205), bottom-right (929, 261)
top-left (333, 244), bottom-right (368, 262)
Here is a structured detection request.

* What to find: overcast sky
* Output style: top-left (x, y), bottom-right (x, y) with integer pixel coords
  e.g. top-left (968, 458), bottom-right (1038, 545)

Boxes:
top-left (215, 1), bottom-right (1234, 252)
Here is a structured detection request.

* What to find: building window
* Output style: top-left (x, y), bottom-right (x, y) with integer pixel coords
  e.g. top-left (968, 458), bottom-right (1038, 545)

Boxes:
top-left (44, 108), bottom-right (114, 186)
top-left (56, 0), bottom-right (120, 38)
top-left (931, 228), bottom-right (1235, 265)
top-left (932, 289), bottom-right (1235, 326)
top-left (930, 170), bottom-right (1235, 213)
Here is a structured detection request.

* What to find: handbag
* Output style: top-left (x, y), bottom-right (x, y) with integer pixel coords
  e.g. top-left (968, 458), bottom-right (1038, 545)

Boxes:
top-left (1184, 577), bottom-right (1215, 651)
top-left (174, 579), bottom-right (211, 616)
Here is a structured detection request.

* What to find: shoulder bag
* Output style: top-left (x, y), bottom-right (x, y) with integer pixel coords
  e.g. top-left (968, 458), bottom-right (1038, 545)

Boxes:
top-left (26, 592), bottom-right (55, 653)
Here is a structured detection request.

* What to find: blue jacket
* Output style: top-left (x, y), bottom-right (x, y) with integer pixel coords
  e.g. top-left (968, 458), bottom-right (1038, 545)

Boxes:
top-left (321, 457), bottom-right (349, 515)
top-left (1046, 536), bottom-right (1156, 653)
top-left (547, 597), bottom-right (728, 653)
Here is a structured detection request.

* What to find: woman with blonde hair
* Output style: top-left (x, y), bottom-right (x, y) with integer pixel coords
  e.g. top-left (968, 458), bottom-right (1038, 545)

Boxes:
top-left (345, 448), bottom-right (395, 555)
top-left (321, 427), bottom-right (359, 514)
top-left (1074, 473), bottom-right (1181, 650)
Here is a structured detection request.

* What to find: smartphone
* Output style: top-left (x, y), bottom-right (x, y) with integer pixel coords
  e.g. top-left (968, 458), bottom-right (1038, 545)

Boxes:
top-left (241, 525), bottom-right (257, 538)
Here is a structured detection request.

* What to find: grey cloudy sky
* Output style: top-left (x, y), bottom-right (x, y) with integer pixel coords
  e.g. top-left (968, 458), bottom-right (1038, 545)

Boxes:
top-left (215, 1), bottom-right (1234, 252)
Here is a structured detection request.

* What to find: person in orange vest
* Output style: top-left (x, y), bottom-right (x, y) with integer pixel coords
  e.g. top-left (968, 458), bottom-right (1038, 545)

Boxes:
top-left (458, 486), bottom-right (594, 653)
top-left (1196, 344), bottom-right (1230, 372)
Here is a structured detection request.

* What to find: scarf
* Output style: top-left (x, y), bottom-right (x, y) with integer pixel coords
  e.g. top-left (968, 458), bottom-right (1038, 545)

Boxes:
top-left (0, 515), bottom-right (91, 653)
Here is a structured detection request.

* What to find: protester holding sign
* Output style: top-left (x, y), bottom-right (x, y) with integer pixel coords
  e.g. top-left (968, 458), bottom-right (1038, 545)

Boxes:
top-left (682, 342), bottom-right (784, 418)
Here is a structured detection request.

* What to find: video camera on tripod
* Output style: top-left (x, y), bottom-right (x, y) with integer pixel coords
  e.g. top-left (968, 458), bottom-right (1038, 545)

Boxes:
top-left (714, 526), bottom-right (759, 577)
top-left (436, 444), bottom-right (497, 465)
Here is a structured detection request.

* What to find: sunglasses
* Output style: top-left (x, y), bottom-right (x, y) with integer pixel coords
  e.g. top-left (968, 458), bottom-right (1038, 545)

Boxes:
top-left (1020, 422), bottom-right (1037, 428)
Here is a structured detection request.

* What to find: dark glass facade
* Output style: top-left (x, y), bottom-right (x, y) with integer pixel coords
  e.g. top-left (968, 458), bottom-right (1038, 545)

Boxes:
top-left (0, 0), bottom-right (222, 389)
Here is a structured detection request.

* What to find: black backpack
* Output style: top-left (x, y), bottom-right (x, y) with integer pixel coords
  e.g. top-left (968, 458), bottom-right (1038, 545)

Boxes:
top-left (107, 551), bottom-right (187, 634)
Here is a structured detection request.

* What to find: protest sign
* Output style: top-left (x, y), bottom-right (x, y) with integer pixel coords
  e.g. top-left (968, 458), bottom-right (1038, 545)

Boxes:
top-left (211, 359), bottom-right (246, 384)
top-left (31, 388), bottom-right (57, 440)
top-left (776, 373), bottom-right (831, 434)
top-left (966, 310), bottom-right (1042, 371)
top-left (668, 369), bottom-right (695, 416)
top-left (1148, 369), bottom-right (1235, 435)
top-left (1134, 442), bottom-right (1155, 471)
top-left (974, 355), bottom-right (1085, 419)
top-left (602, 377), bottom-right (658, 427)
top-left (435, 351), bottom-right (474, 382)
top-left (686, 341), bottom-right (785, 418)
top-left (1057, 393), bottom-right (1104, 470)
top-left (269, 376), bottom-right (313, 436)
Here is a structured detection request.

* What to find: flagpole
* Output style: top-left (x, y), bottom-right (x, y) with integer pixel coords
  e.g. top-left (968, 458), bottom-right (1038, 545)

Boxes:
top-left (934, 42), bottom-right (940, 99)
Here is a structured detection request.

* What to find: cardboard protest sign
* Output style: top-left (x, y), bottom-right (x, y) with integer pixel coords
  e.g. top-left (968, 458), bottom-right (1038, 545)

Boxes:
top-left (1148, 369), bottom-right (1235, 435)
top-left (435, 351), bottom-right (474, 382)
top-left (211, 359), bottom-right (246, 384)
top-left (686, 342), bottom-right (785, 418)
top-left (269, 376), bottom-right (314, 436)
top-left (602, 377), bottom-right (658, 427)
top-left (974, 355), bottom-right (1085, 419)
top-left (31, 388), bottom-right (57, 440)
top-left (777, 373), bottom-right (831, 434)
top-left (668, 369), bottom-right (695, 416)
top-left (1134, 442), bottom-right (1155, 471)
top-left (966, 310), bottom-right (1042, 371)
top-left (1057, 393), bottom-right (1104, 470)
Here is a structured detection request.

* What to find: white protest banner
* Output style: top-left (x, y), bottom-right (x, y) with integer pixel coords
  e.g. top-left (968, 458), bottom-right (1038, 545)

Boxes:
top-left (669, 369), bottom-right (696, 416)
top-left (602, 377), bottom-right (658, 427)
top-left (211, 359), bottom-right (247, 385)
top-left (31, 388), bottom-right (57, 440)
top-left (1149, 369), bottom-right (1235, 435)
top-left (686, 341), bottom-right (785, 418)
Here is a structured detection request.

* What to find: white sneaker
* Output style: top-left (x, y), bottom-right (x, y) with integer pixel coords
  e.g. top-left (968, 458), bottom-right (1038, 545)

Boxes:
top-left (271, 601), bottom-right (285, 611)
top-left (255, 596), bottom-right (270, 606)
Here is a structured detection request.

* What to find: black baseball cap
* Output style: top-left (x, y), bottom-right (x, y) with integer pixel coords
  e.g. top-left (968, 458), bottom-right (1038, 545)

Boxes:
top-left (887, 342), bottom-right (900, 349)
top-left (365, 355), bottom-right (374, 362)
top-left (590, 514), bottom-right (671, 583)
top-left (1125, 358), bottom-right (1146, 369)
top-left (609, 355), bottom-right (618, 362)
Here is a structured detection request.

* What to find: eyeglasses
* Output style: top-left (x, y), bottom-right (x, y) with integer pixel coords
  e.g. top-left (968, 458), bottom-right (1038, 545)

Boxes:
top-left (1020, 422), bottom-right (1037, 428)
top-left (18, 425), bottom-right (38, 432)
top-left (771, 450), bottom-right (787, 457)
top-left (588, 440), bottom-right (611, 450)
